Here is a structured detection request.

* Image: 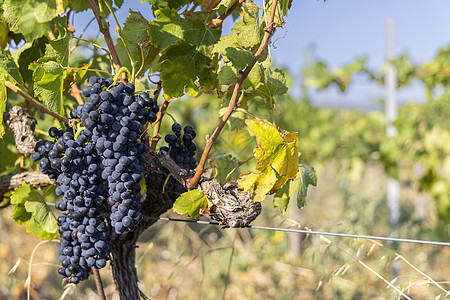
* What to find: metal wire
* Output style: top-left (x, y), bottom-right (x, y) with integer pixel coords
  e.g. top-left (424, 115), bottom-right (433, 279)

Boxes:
top-left (150, 216), bottom-right (450, 247)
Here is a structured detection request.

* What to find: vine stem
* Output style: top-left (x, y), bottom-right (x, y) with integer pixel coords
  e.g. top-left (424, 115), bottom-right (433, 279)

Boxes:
top-left (87, 0), bottom-right (122, 73)
top-left (188, 0), bottom-right (279, 188)
top-left (5, 81), bottom-right (70, 124)
top-left (93, 268), bottom-right (107, 300)
top-left (208, 0), bottom-right (245, 28)
top-left (102, 0), bottom-right (136, 82)
top-left (69, 82), bottom-right (84, 105)
top-left (150, 81), bottom-right (167, 151)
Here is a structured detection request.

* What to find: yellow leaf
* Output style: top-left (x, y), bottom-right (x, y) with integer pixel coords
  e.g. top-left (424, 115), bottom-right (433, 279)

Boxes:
top-left (238, 119), bottom-right (299, 201)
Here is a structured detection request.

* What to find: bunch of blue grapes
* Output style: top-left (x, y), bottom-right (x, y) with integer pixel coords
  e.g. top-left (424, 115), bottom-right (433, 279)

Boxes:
top-left (161, 123), bottom-right (197, 171)
top-left (75, 76), bottom-right (158, 234)
top-left (32, 125), bottom-right (112, 283)
top-left (31, 76), bottom-right (159, 283)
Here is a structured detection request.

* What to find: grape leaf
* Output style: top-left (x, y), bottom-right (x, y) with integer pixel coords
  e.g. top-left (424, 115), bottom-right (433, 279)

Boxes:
top-left (45, 28), bottom-right (70, 66)
top-left (211, 154), bottom-right (240, 184)
top-left (30, 60), bottom-right (65, 114)
top-left (24, 192), bottom-right (58, 233)
top-left (213, 36), bottom-right (252, 70)
top-left (0, 19), bottom-right (10, 49)
top-left (219, 107), bottom-right (245, 131)
top-left (12, 37), bottom-right (47, 85)
top-left (117, 10), bottom-right (159, 74)
top-left (148, 8), bottom-right (220, 49)
top-left (10, 181), bottom-right (34, 205)
top-left (160, 43), bottom-right (214, 99)
top-left (11, 203), bottom-right (32, 223)
top-left (68, 0), bottom-right (90, 11)
top-left (231, 2), bottom-right (261, 48)
top-left (273, 183), bottom-right (289, 212)
top-left (294, 163), bottom-right (318, 208)
top-left (273, 162), bottom-right (317, 213)
top-left (11, 182), bottom-right (58, 238)
top-left (173, 190), bottom-right (209, 220)
top-left (26, 217), bottom-right (58, 240)
top-left (142, 0), bottom-right (191, 12)
top-left (238, 119), bottom-right (298, 202)
top-left (255, 68), bottom-right (288, 99)
top-left (0, 49), bottom-right (23, 84)
top-left (218, 65), bottom-right (237, 92)
top-left (4, 0), bottom-right (53, 40)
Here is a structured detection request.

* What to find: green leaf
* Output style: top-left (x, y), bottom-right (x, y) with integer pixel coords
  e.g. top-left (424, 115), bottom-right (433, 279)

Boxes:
top-left (148, 8), bottom-right (220, 49)
top-left (213, 36), bottom-right (252, 70)
top-left (0, 49), bottom-right (23, 84)
top-left (291, 162), bottom-right (318, 209)
top-left (173, 190), bottom-right (209, 220)
top-left (117, 10), bottom-right (160, 74)
top-left (45, 28), bottom-right (70, 66)
top-left (160, 43), bottom-right (214, 99)
top-left (30, 60), bottom-right (65, 114)
top-left (211, 154), bottom-right (240, 184)
top-left (218, 65), bottom-right (237, 92)
top-left (12, 37), bottom-right (47, 85)
top-left (10, 182), bottom-right (34, 205)
top-left (68, 0), bottom-right (90, 11)
top-left (12, 203), bottom-right (32, 223)
top-left (238, 119), bottom-right (298, 201)
top-left (123, 10), bottom-right (150, 50)
top-left (273, 162), bottom-right (317, 212)
top-left (11, 182), bottom-right (58, 237)
top-left (4, 0), bottom-right (54, 40)
top-left (25, 217), bottom-right (58, 240)
top-left (273, 183), bottom-right (289, 213)
top-left (231, 2), bottom-right (261, 48)
top-left (256, 67), bottom-right (288, 99)
top-left (0, 19), bottom-right (10, 49)
top-left (219, 107), bottom-right (246, 131)
top-left (142, 0), bottom-right (190, 11)
top-left (24, 192), bottom-right (58, 234)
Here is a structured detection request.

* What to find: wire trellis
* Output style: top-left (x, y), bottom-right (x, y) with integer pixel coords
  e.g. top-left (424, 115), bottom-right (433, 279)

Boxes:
top-left (147, 216), bottom-right (450, 247)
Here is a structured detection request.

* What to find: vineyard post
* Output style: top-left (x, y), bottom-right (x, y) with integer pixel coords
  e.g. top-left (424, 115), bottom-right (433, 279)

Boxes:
top-left (385, 18), bottom-right (401, 276)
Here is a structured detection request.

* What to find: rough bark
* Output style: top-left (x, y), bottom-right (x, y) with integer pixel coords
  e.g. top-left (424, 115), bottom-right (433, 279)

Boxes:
top-left (0, 171), bottom-right (54, 197)
top-left (110, 171), bottom-right (183, 300)
top-left (4, 106), bottom-right (40, 156)
top-left (199, 179), bottom-right (261, 228)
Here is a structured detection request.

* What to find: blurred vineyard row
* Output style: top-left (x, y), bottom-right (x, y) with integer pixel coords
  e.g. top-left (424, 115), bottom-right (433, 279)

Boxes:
top-left (1, 51), bottom-right (450, 299)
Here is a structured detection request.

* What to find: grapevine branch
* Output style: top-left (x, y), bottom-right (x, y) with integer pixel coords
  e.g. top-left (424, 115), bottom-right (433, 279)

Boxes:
top-left (5, 82), bottom-right (70, 124)
top-left (69, 82), bottom-right (84, 105)
top-left (93, 269), bottom-right (107, 300)
top-left (0, 171), bottom-right (54, 199)
top-left (208, 0), bottom-right (245, 28)
top-left (150, 81), bottom-right (169, 151)
top-left (188, 0), bottom-right (279, 188)
top-left (87, 0), bottom-right (122, 73)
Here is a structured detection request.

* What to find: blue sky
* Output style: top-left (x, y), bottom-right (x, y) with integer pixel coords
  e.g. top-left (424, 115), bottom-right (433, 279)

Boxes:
top-left (73, 1), bottom-right (450, 110)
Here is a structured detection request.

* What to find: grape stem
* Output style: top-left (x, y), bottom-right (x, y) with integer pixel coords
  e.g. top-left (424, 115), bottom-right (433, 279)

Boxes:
top-left (150, 80), bottom-right (166, 152)
top-left (69, 82), bottom-right (84, 105)
top-left (87, 0), bottom-right (122, 74)
top-left (5, 81), bottom-right (70, 124)
top-left (93, 268), bottom-right (107, 300)
top-left (208, 0), bottom-right (245, 28)
top-left (188, 0), bottom-right (279, 189)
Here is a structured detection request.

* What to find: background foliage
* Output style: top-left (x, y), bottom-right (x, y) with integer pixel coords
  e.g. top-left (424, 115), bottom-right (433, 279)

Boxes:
top-left (0, 0), bottom-right (449, 299)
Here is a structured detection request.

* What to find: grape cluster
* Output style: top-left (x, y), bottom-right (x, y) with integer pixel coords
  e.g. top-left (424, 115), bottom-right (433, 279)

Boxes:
top-left (31, 76), bottom-right (159, 283)
top-left (76, 76), bottom-right (158, 234)
top-left (32, 125), bottom-right (112, 283)
top-left (161, 123), bottom-right (197, 170)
